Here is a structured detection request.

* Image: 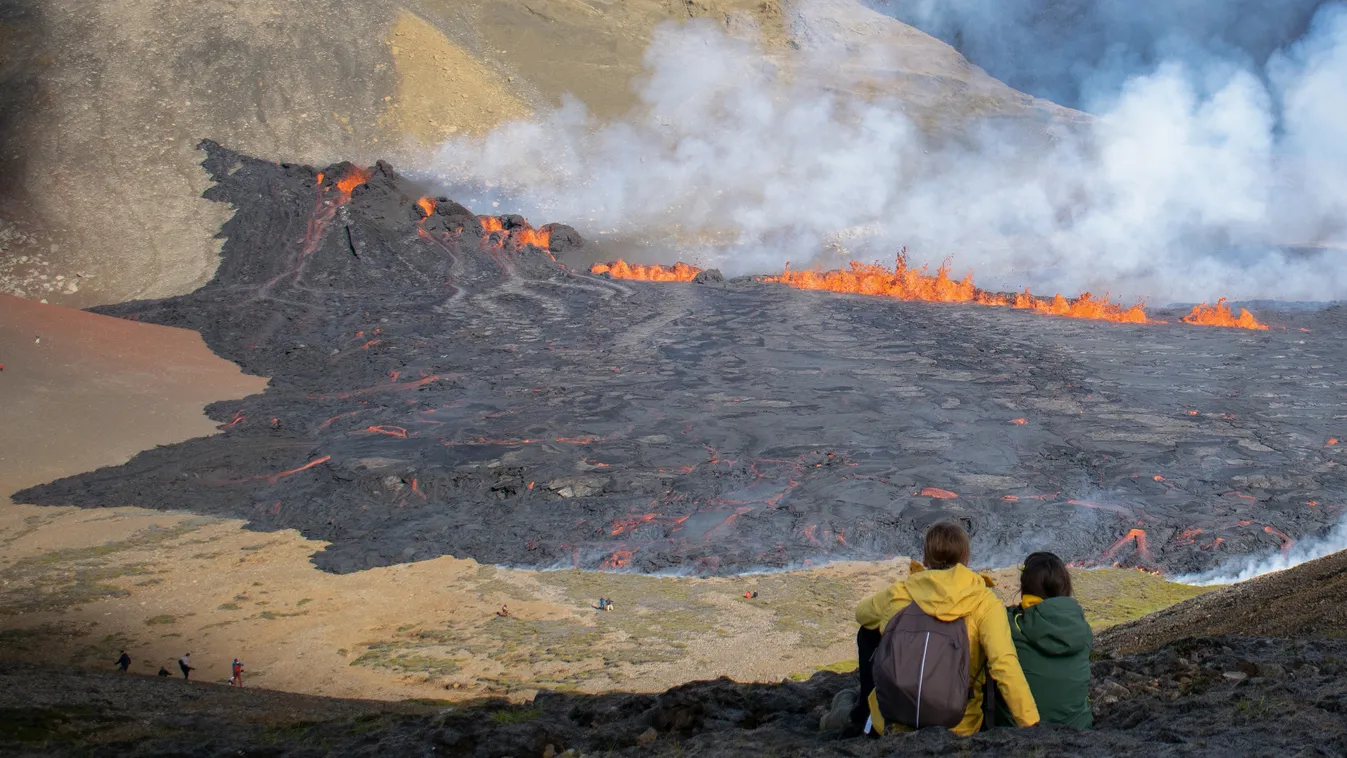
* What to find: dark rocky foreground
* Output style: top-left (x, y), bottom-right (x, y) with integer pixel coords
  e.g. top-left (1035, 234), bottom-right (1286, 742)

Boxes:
top-left (1100, 543), bottom-right (1347, 654)
top-left (3, 636), bottom-right (1345, 757)
top-left (13, 142), bottom-right (1347, 575)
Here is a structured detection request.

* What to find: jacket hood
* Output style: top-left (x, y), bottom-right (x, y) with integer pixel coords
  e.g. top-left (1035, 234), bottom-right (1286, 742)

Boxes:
top-left (1014, 596), bottom-right (1093, 656)
top-left (905, 564), bottom-right (991, 622)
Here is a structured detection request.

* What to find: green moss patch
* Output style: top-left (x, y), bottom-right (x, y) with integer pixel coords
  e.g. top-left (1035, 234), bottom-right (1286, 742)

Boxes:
top-left (1074, 569), bottom-right (1215, 630)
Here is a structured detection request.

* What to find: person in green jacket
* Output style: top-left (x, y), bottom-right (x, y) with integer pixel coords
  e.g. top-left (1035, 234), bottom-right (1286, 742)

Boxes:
top-left (995, 551), bottom-right (1093, 729)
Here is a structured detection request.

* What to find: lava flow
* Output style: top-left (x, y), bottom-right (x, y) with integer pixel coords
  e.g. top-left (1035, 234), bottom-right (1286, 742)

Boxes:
top-left (479, 215), bottom-right (553, 253)
top-left (764, 254), bottom-right (1150, 324)
top-left (14, 141), bottom-right (1342, 578)
top-left (590, 259), bottom-right (703, 281)
top-left (1181, 299), bottom-right (1270, 330)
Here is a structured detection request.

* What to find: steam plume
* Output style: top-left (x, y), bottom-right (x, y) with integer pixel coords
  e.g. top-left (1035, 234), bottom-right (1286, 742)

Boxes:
top-left (425, 1), bottom-right (1347, 304)
top-left (1177, 515), bottom-right (1347, 585)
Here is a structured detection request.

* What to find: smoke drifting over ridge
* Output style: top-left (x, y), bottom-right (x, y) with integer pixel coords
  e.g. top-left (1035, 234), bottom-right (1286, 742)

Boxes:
top-left (867, 0), bottom-right (1332, 111)
top-left (426, 2), bottom-right (1347, 304)
top-left (1178, 515), bottom-right (1347, 585)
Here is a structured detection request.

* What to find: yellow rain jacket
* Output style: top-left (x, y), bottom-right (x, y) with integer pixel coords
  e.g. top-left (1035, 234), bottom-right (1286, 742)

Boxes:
top-left (855, 563), bottom-right (1040, 736)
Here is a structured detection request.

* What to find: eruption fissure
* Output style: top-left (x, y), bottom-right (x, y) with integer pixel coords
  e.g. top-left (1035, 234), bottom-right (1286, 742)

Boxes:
top-left (590, 260), bottom-right (702, 282)
top-left (1181, 299), bottom-right (1270, 330)
top-left (592, 253), bottom-right (1271, 329)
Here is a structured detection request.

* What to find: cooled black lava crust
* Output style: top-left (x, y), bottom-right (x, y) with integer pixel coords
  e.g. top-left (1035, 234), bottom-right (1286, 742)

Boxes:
top-left (14, 142), bottom-right (1347, 574)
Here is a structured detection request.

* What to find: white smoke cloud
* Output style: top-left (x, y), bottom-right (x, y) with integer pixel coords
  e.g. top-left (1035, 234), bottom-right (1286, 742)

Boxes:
top-left (423, 0), bottom-right (1347, 304)
top-left (1176, 514), bottom-right (1347, 585)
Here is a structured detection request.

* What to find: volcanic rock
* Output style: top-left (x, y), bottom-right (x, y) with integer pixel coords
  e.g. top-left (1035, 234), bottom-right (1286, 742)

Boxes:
top-left (11, 142), bottom-right (1347, 577)
top-left (4, 636), bottom-right (1347, 756)
top-left (693, 268), bottom-right (725, 284)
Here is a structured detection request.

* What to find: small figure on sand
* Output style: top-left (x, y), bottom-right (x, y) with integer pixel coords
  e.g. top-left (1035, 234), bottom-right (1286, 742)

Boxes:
top-left (497, 604), bottom-right (510, 618)
top-left (594, 597), bottom-right (614, 611)
top-left (229, 658), bottom-right (244, 687)
top-left (178, 653), bottom-right (193, 680)
top-left (743, 591), bottom-right (758, 599)
top-left (116, 651), bottom-right (131, 673)
top-left (158, 667), bottom-right (170, 677)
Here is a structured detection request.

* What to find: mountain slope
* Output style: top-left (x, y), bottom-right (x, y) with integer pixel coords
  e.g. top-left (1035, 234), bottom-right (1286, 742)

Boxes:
top-left (0, 0), bottom-right (1080, 307)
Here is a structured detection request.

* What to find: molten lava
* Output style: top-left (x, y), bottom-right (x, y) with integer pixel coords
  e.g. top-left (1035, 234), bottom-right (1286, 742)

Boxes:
top-left (766, 257), bottom-right (980, 303)
top-left (477, 216), bottom-right (552, 253)
top-left (1025, 292), bottom-right (1147, 324)
top-left (513, 227), bottom-right (552, 249)
top-left (334, 167), bottom-right (373, 196)
top-left (416, 197), bottom-right (435, 219)
top-left (1181, 299), bottom-right (1269, 330)
top-left (764, 253), bottom-right (1149, 324)
top-left (590, 259), bottom-right (702, 282)
top-left (1103, 528), bottom-right (1152, 563)
top-left (600, 550), bottom-right (635, 570)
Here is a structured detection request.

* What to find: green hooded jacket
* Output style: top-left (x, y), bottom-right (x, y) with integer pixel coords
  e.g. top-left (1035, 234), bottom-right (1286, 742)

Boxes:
top-left (994, 595), bottom-right (1093, 729)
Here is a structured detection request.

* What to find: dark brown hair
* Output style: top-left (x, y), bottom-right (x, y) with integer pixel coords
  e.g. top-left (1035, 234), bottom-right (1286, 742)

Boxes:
top-left (922, 522), bottom-right (971, 570)
top-left (1020, 551), bottom-right (1073, 598)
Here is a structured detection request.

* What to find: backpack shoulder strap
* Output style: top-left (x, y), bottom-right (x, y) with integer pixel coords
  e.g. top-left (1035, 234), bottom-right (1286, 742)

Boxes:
top-left (882, 600), bottom-right (920, 634)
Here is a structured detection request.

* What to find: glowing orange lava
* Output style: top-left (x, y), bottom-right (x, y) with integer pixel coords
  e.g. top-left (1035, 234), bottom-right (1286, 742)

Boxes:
top-left (264, 455), bottom-right (332, 485)
top-left (763, 254), bottom-right (1149, 324)
top-left (334, 167), bottom-right (373, 196)
top-left (514, 227), bottom-right (552, 249)
top-left (919, 487), bottom-right (959, 499)
top-left (1103, 528), bottom-right (1152, 562)
top-left (1025, 291), bottom-right (1148, 324)
top-left (416, 197), bottom-right (435, 218)
top-left (600, 550), bottom-right (635, 570)
top-left (475, 216), bottom-right (552, 252)
top-left (590, 259), bottom-right (702, 282)
top-left (1180, 298), bottom-right (1268, 330)
top-left (1264, 525), bottom-right (1295, 554)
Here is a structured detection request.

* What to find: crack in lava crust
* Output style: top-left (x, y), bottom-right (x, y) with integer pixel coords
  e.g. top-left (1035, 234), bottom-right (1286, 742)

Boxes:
top-left (13, 142), bottom-right (1347, 575)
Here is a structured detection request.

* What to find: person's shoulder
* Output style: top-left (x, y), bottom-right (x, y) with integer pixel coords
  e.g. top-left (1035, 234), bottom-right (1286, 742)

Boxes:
top-left (971, 585), bottom-right (1010, 615)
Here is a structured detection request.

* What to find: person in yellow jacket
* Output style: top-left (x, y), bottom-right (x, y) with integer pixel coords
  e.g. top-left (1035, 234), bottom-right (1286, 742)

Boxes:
top-left (852, 523), bottom-right (1040, 736)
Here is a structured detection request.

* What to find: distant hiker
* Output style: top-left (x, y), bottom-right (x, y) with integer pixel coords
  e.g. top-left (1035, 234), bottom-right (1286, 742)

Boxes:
top-left (230, 658), bottom-right (245, 688)
top-left (993, 552), bottom-right (1092, 729)
top-left (597, 597), bottom-right (607, 611)
top-left (158, 667), bottom-right (170, 677)
top-left (497, 604), bottom-right (510, 618)
top-left (178, 653), bottom-right (193, 680)
top-left (743, 591), bottom-right (758, 599)
top-left (821, 522), bottom-right (1039, 735)
top-left (116, 651), bottom-right (131, 673)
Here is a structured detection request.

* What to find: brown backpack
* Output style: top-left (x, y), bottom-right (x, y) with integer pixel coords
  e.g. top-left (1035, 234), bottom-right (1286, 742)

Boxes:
top-left (872, 603), bottom-right (972, 729)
